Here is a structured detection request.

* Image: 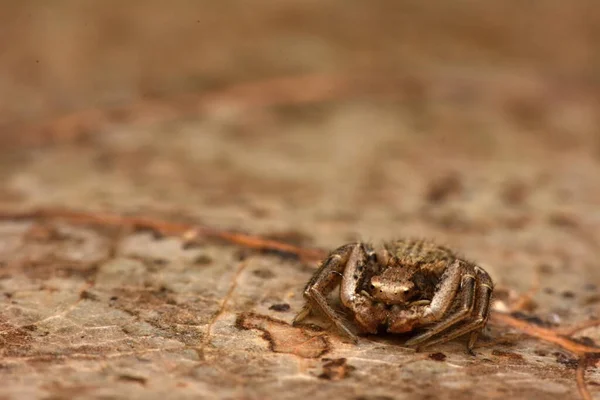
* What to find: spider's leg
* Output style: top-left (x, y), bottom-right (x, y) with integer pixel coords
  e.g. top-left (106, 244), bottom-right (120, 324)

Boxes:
top-left (418, 259), bottom-right (464, 323)
top-left (415, 267), bottom-right (493, 352)
top-left (405, 272), bottom-right (476, 347)
top-left (293, 243), bottom-right (362, 342)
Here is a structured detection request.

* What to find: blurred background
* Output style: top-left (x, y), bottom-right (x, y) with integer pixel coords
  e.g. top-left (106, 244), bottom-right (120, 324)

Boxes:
top-left (1, 1), bottom-right (599, 135)
top-left (1, 1), bottom-right (599, 280)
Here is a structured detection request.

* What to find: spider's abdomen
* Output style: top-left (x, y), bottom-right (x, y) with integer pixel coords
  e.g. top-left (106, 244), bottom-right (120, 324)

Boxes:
top-left (390, 239), bottom-right (457, 275)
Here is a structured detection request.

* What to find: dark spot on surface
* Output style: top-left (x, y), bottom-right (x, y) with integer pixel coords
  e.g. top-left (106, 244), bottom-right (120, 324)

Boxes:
top-left (428, 352), bottom-right (446, 361)
top-left (253, 268), bottom-right (275, 279)
top-left (501, 180), bottom-right (528, 206)
top-left (538, 263), bottom-right (554, 274)
top-left (22, 325), bottom-right (36, 331)
top-left (584, 283), bottom-right (597, 291)
top-left (492, 350), bottom-right (524, 362)
top-left (425, 173), bottom-right (463, 204)
top-left (547, 212), bottom-right (579, 228)
top-left (181, 240), bottom-right (202, 250)
top-left (21, 259), bottom-right (99, 281)
top-left (354, 396), bottom-right (394, 400)
top-left (572, 336), bottom-right (596, 347)
top-left (260, 248), bottom-right (300, 261)
top-left (510, 312), bottom-right (556, 328)
top-left (193, 254), bottom-right (213, 266)
top-left (319, 358), bottom-right (354, 380)
top-left (554, 352), bottom-right (578, 369)
top-left (269, 303), bottom-right (290, 312)
top-left (109, 296), bottom-right (118, 301)
top-left (583, 294), bottom-right (600, 305)
top-left (232, 249), bottom-right (249, 261)
top-left (117, 374), bottom-right (147, 385)
top-left (534, 349), bottom-right (548, 356)
top-left (80, 290), bottom-right (99, 301)
top-left (158, 285), bottom-right (169, 293)
top-left (561, 291), bottom-right (575, 299)
top-left (543, 287), bottom-right (555, 295)
top-left (152, 258), bottom-right (168, 266)
top-left (150, 230), bottom-right (165, 240)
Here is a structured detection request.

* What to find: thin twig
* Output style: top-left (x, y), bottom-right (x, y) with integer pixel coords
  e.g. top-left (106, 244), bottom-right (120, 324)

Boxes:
top-left (576, 357), bottom-right (593, 400)
top-left (491, 313), bottom-right (598, 400)
top-left (490, 313), bottom-right (600, 356)
top-left (0, 208), bottom-right (327, 263)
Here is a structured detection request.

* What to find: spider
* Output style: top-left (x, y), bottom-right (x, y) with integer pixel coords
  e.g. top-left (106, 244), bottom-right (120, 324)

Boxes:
top-left (293, 239), bottom-right (493, 353)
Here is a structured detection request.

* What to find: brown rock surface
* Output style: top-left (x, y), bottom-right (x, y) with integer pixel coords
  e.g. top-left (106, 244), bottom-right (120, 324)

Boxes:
top-left (1, 2), bottom-right (600, 399)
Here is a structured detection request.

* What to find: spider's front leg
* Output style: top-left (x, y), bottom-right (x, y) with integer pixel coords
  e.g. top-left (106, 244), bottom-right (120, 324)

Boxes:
top-left (404, 261), bottom-right (493, 353)
top-left (293, 243), bottom-right (367, 343)
top-left (387, 259), bottom-right (464, 337)
top-left (419, 265), bottom-right (493, 353)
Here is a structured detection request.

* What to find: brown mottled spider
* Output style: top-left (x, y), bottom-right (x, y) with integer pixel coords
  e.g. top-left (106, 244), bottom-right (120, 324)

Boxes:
top-left (293, 239), bottom-right (493, 353)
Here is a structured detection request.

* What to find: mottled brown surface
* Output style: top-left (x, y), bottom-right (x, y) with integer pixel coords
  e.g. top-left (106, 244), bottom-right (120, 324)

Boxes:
top-left (1, 2), bottom-right (600, 399)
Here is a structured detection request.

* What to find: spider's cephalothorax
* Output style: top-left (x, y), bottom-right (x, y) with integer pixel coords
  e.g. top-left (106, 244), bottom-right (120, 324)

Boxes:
top-left (293, 239), bottom-right (493, 353)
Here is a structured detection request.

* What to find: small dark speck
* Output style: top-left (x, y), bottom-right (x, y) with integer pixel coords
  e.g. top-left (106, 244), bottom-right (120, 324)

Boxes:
top-left (153, 258), bottom-right (168, 266)
top-left (235, 249), bottom-right (251, 261)
top-left (561, 291), bottom-right (575, 299)
top-left (543, 287), bottom-right (554, 295)
top-left (193, 254), bottom-right (213, 266)
top-left (182, 241), bottom-right (202, 250)
top-left (118, 374), bottom-right (147, 385)
top-left (150, 230), bottom-right (165, 240)
top-left (491, 349), bottom-right (524, 361)
top-left (253, 269), bottom-right (275, 279)
top-left (269, 303), bottom-right (291, 312)
top-left (554, 352), bottom-right (578, 369)
top-left (428, 352), bottom-right (446, 362)
top-left (510, 311), bottom-right (556, 328)
top-left (80, 290), bottom-right (99, 301)
top-left (538, 263), bottom-right (554, 274)
top-left (158, 285), bottom-right (169, 293)
top-left (572, 336), bottom-right (596, 347)
top-left (584, 283), bottom-right (597, 291)
top-left (110, 296), bottom-right (118, 301)
top-left (534, 349), bottom-right (548, 357)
